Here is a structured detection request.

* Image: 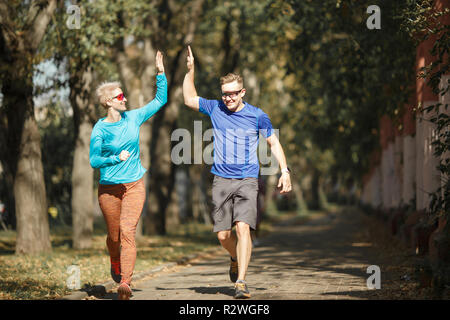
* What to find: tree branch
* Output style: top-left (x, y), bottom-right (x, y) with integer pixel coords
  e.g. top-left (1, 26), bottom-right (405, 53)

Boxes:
top-left (25, 0), bottom-right (58, 51)
top-left (183, 0), bottom-right (204, 46)
top-left (0, 1), bottom-right (11, 26)
top-left (0, 1), bottom-right (16, 49)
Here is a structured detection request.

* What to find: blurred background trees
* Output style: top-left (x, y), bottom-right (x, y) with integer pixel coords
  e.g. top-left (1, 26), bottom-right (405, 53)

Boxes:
top-left (0, 0), bottom-right (57, 254)
top-left (0, 0), bottom-right (446, 254)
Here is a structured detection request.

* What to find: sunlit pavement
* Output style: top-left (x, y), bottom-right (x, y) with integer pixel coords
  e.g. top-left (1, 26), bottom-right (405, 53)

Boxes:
top-left (98, 208), bottom-right (382, 300)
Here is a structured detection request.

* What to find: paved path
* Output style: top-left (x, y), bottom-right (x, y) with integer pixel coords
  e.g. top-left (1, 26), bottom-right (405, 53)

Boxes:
top-left (100, 208), bottom-right (381, 300)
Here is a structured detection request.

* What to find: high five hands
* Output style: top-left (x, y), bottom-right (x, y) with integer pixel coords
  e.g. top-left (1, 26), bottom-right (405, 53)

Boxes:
top-left (156, 50), bottom-right (165, 75)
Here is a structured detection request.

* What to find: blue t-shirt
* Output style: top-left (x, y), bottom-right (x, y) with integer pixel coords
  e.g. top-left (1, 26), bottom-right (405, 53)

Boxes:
top-left (199, 97), bottom-right (273, 178)
top-left (89, 74), bottom-right (167, 185)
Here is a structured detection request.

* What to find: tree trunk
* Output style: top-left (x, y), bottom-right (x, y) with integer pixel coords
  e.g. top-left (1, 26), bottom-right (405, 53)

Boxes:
top-left (165, 167), bottom-right (180, 233)
top-left (293, 180), bottom-right (308, 216)
top-left (70, 67), bottom-right (95, 249)
top-left (191, 165), bottom-right (202, 222)
top-left (200, 166), bottom-right (212, 224)
top-left (265, 174), bottom-right (279, 217)
top-left (0, 0), bottom-right (57, 254)
top-left (71, 120), bottom-right (94, 249)
top-left (310, 168), bottom-right (321, 210)
top-left (319, 181), bottom-right (329, 209)
top-left (310, 168), bottom-right (329, 211)
top-left (145, 0), bottom-right (205, 235)
top-left (189, 164), bottom-right (211, 224)
top-left (1, 67), bottom-right (52, 254)
top-left (146, 105), bottom-right (178, 234)
top-left (14, 115), bottom-right (51, 254)
top-left (145, 74), bottom-right (178, 234)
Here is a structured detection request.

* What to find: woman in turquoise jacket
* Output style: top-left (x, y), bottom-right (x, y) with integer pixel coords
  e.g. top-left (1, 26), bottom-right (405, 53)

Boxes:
top-left (90, 51), bottom-right (167, 300)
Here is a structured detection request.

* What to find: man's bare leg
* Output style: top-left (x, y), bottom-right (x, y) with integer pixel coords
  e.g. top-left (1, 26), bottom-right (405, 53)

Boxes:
top-left (217, 229), bottom-right (237, 259)
top-left (235, 221), bottom-right (252, 281)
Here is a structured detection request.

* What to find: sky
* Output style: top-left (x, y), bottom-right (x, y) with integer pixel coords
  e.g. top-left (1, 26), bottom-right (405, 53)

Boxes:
top-left (33, 58), bottom-right (72, 118)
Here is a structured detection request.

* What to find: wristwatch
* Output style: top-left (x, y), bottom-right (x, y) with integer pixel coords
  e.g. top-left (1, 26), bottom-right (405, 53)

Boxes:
top-left (281, 167), bottom-right (291, 175)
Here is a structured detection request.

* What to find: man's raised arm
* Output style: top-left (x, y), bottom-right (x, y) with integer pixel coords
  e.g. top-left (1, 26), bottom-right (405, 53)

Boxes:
top-left (183, 45), bottom-right (200, 111)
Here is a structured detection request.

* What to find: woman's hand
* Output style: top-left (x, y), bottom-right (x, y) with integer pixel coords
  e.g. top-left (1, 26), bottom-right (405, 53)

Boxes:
top-left (156, 50), bottom-right (165, 75)
top-left (119, 150), bottom-right (130, 161)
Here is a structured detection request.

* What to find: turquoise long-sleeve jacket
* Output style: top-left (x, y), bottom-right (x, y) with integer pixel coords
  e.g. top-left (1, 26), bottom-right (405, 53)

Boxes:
top-left (89, 74), bottom-right (167, 185)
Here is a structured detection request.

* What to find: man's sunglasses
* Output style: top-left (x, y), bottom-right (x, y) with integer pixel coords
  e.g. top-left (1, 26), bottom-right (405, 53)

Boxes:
top-left (111, 93), bottom-right (125, 101)
top-left (221, 89), bottom-right (243, 99)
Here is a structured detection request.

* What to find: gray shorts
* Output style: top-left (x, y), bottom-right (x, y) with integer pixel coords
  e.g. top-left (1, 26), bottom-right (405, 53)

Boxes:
top-left (211, 175), bottom-right (259, 232)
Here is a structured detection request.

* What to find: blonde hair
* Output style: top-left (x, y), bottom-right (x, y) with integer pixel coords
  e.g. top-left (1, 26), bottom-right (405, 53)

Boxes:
top-left (220, 73), bottom-right (243, 86)
top-left (96, 81), bottom-right (122, 108)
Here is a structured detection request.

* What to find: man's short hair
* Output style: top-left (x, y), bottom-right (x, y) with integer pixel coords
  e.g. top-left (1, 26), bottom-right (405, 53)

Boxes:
top-left (220, 73), bottom-right (243, 87)
top-left (96, 81), bottom-right (121, 109)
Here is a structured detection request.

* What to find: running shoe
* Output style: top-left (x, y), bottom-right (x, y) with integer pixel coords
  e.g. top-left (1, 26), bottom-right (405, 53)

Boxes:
top-left (117, 282), bottom-right (132, 300)
top-left (110, 260), bottom-right (121, 284)
top-left (229, 257), bottom-right (238, 283)
top-left (234, 280), bottom-right (251, 299)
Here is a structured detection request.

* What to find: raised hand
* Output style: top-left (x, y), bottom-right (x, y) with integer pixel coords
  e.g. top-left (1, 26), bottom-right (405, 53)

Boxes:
top-left (156, 50), bottom-right (165, 74)
top-left (187, 45), bottom-right (194, 71)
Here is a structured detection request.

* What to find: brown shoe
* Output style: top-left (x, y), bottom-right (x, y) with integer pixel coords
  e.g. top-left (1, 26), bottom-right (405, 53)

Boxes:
top-left (117, 282), bottom-right (132, 300)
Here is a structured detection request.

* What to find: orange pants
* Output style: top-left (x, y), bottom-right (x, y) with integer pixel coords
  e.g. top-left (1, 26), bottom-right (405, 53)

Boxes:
top-left (98, 177), bottom-right (145, 285)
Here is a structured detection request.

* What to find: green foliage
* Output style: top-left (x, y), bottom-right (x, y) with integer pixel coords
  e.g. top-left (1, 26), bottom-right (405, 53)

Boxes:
top-left (272, 0), bottom-right (416, 182)
top-left (42, 0), bottom-right (122, 80)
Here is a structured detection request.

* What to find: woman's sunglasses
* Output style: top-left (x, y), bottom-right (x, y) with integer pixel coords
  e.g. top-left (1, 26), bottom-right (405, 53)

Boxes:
top-left (112, 93), bottom-right (125, 101)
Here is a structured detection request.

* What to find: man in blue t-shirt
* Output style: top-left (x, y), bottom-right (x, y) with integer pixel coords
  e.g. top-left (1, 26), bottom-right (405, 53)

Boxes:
top-left (182, 46), bottom-right (292, 299)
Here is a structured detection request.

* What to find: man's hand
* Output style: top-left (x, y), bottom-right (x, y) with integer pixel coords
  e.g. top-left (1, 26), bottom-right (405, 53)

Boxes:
top-left (187, 45), bottom-right (194, 71)
top-left (277, 172), bottom-right (292, 194)
top-left (156, 50), bottom-right (165, 74)
top-left (266, 134), bottom-right (292, 194)
top-left (183, 45), bottom-right (199, 110)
